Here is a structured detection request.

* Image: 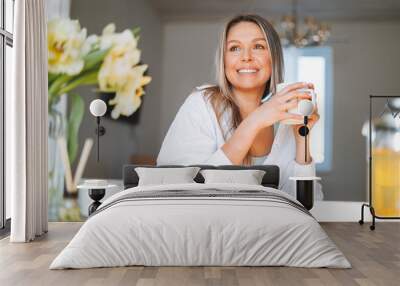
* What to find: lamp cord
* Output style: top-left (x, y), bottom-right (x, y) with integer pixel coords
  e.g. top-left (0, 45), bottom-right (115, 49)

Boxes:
top-left (97, 117), bottom-right (100, 162)
top-left (304, 116), bottom-right (308, 162)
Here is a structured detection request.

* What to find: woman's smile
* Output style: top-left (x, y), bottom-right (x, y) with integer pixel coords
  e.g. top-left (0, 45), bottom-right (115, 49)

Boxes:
top-left (237, 68), bottom-right (259, 74)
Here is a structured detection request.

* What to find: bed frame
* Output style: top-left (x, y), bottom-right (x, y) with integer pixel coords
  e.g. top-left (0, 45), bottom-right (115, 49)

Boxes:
top-left (123, 164), bottom-right (280, 190)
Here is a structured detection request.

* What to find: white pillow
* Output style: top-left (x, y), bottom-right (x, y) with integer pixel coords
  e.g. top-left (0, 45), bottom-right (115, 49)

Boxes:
top-left (200, 169), bottom-right (266, 185)
top-left (135, 167), bottom-right (201, 186)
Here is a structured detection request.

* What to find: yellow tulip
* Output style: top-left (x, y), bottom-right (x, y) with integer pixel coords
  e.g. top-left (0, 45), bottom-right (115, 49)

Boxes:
top-left (48, 18), bottom-right (90, 75)
top-left (108, 71), bottom-right (152, 119)
top-left (97, 23), bottom-right (152, 118)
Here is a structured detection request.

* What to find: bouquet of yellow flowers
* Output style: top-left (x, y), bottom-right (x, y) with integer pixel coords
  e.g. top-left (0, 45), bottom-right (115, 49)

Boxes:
top-left (47, 18), bottom-right (151, 164)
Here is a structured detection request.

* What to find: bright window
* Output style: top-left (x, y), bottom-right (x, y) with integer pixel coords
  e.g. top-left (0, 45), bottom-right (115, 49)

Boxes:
top-left (283, 46), bottom-right (333, 172)
top-left (1, 0), bottom-right (14, 229)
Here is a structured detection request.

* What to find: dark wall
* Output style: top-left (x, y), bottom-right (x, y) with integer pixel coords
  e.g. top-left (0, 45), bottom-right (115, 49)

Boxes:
top-left (70, 0), bottom-right (163, 179)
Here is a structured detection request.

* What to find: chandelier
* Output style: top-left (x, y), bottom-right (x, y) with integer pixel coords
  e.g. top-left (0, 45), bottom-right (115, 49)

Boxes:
top-left (276, 0), bottom-right (331, 48)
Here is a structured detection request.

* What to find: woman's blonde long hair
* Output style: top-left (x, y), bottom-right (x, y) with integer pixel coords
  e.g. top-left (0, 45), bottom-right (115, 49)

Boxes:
top-left (204, 14), bottom-right (284, 165)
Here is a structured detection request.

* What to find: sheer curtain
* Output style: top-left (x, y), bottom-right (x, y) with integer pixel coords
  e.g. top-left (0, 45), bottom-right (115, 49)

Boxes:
top-left (7, 0), bottom-right (48, 242)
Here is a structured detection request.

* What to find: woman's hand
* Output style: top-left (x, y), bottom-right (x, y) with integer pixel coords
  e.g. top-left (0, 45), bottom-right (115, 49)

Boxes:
top-left (221, 82), bottom-right (314, 165)
top-left (249, 82), bottom-right (313, 131)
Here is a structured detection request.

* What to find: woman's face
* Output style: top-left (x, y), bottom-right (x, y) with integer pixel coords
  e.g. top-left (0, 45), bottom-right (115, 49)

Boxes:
top-left (224, 21), bottom-right (272, 93)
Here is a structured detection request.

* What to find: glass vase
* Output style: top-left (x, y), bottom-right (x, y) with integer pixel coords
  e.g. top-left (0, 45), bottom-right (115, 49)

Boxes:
top-left (48, 106), bottom-right (66, 221)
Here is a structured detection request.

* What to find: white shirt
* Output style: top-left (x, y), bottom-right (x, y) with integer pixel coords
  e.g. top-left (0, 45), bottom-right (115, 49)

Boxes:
top-left (157, 86), bottom-right (323, 200)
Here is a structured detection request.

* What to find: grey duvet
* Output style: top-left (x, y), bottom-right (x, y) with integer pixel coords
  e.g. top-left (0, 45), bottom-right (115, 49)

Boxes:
top-left (50, 183), bottom-right (351, 269)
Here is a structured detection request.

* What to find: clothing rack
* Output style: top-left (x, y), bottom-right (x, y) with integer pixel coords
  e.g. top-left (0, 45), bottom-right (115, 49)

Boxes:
top-left (359, 95), bottom-right (400, 230)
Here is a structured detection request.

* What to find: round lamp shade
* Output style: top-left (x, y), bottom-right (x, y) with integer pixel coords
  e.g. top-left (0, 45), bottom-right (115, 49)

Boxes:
top-left (89, 99), bottom-right (107, 117)
top-left (298, 100), bottom-right (314, 117)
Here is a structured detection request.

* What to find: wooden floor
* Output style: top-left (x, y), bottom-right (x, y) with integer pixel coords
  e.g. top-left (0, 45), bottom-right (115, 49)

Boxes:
top-left (0, 222), bottom-right (399, 286)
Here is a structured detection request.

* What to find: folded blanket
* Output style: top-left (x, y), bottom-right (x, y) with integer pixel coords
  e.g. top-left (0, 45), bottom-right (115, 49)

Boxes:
top-left (92, 188), bottom-right (313, 218)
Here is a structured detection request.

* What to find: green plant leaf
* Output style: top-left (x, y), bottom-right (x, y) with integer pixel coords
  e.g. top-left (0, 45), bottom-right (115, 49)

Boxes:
top-left (58, 70), bottom-right (99, 95)
top-left (67, 93), bottom-right (85, 165)
top-left (132, 26), bottom-right (141, 39)
top-left (82, 48), bottom-right (110, 72)
top-left (48, 74), bottom-right (71, 96)
top-left (48, 74), bottom-right (73, 107)
top-left (48, 73), bottom-right (58, 85)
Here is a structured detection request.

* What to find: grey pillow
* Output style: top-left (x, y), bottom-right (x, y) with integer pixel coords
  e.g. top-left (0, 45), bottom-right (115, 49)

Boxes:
top-left (200, 169), bottom-right (266, 185)
top-left (135, 167), bottom-right (201, 186)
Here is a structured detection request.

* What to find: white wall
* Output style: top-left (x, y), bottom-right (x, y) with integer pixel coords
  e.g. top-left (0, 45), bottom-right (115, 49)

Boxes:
top-left (159, 20), bottom-right (400, 201)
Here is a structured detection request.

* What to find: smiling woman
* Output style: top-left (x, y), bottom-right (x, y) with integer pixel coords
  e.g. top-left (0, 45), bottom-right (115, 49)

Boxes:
top-left (157, 14), bottom-right (323, 200)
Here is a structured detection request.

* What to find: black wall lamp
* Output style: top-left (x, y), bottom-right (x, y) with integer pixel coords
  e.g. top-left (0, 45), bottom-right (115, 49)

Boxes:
top-left (89, 99), bottom-right (107, 162)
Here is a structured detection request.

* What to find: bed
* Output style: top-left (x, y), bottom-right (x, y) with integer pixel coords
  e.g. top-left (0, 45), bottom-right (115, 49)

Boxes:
top-left (50, 164), bottom-right (350, 269)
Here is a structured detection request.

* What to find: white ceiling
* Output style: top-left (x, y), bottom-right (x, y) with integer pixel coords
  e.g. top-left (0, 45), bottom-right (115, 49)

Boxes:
top-left (149, 0), bottom-right (400, 22)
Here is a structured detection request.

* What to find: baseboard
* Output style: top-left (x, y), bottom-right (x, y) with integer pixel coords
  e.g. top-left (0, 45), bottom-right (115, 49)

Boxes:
top-left (311, 201), bottom-right (400, 222)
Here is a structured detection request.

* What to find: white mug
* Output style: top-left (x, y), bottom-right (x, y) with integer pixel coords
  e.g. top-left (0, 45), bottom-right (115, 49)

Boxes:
top-left (277, 82), bottom-right (317, 125)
